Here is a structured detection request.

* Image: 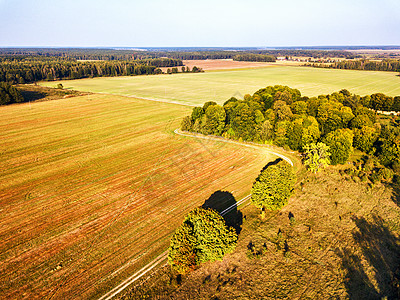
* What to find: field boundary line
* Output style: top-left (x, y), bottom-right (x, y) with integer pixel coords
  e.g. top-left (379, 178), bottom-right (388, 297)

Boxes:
top-left (97, 194), bottom-right (252, 300)
top-left (87, 91), bottom-right (197, 107)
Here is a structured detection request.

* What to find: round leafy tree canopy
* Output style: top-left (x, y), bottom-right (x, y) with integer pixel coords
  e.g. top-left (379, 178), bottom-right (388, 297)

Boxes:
top-left (168, 207), bottom-right (237, 274)
top-left (251, 159), bottom-right (296, 210)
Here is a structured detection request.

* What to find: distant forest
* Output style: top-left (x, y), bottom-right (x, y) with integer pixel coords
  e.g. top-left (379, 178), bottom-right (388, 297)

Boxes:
top-left (311, 59), bottom-right (400, 72)
top-left (0, 48), bottom-right (359, 61)
top-left (0, 48), bottom-right (363, 84)
top-left (0, 55), bottom-right (182, 84)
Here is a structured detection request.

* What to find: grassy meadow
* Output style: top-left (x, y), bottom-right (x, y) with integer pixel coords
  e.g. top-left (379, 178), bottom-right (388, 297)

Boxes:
top-left (0, 94), bottom-right (278, 299)
top-left (41, 65), bottom-right (400, 106)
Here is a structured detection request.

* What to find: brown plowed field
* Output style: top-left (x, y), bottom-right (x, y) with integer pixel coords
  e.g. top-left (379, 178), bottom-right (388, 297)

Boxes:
top-left (182, 59), bottom-right (276, 71)
top-left (0, 94), bottom-right (275, 299)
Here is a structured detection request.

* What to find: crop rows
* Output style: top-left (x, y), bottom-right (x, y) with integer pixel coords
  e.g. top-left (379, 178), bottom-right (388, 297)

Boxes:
top-left (0, 94), bottom-right (274, 299)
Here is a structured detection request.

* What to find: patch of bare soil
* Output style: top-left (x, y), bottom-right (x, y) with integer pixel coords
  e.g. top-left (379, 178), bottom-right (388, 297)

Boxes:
top-left (182, 59), bottom-right (277, 71)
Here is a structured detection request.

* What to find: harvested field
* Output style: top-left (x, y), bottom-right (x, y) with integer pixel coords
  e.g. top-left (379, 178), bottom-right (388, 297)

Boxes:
top-left (0, 94), bottom-right (277, 299)
top-left (41, 66), bottom-right (400, 107)
top-left (160, 59), bottom-right (302, 73)
top-left (182, 59), bottom-right (279, 71)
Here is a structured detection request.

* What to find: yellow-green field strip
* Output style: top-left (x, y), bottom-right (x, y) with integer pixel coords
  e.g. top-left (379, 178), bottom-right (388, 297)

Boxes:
top-left (41, 66), bottom-right (400, 107)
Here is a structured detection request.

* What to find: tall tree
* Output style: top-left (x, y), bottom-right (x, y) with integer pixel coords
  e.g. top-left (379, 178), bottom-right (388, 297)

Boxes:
top-left (251, 159), bottom-right (296, 212)
top-left (323, 128), bottom-right (354, 165)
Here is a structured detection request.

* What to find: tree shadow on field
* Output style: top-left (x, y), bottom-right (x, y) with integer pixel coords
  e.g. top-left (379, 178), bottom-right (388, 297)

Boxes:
top-left (202, 191), bottom-right (243, 234)
top-left (260, 158), bottom-right (283, 173)
top-left (19, 89), bottom-right (46, 102)
top-left (336, 214), bottom-right (400, 299)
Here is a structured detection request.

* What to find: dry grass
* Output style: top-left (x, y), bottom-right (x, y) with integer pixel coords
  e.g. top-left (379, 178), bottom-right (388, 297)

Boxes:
top-left (119, 165), bottom-right (400, 299)
top-left (0, 94), bottom-right (277, 299)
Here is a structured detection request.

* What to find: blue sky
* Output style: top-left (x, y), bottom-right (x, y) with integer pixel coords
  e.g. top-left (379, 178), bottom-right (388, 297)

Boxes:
top-left (0, 0), bottom-right (399, 47)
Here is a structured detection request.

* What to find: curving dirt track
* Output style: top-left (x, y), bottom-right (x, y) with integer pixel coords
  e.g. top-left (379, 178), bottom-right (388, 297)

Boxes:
top-left (97, 131), bottom-right (295, 300)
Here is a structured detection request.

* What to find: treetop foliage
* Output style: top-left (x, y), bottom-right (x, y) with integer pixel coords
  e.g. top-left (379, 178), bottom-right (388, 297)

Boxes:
top-left (168, 207), bottom-right (237, 274)
top-left (181, 84), bottom-right (400, 168)
top-left (251, 159), bottom-right (296, 210)
top-left (323, 128), bottom-right (354, 165)
top-left (303, 142), bottom-right (331, 172)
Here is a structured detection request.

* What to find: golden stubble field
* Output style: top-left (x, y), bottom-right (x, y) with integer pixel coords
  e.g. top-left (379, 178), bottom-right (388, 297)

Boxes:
top-left (0, 94), bottom-right (277, 299)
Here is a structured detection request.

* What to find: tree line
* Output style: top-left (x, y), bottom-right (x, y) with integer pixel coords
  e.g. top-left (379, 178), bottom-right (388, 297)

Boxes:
top-left (233, 54), bottom-right (276, 62)
top-left (310, 59), bottom-right (400, 72)
top-left (0, 55), bottom-right (183, 84)
top-left (166, 66), bottom-right (204, 74)
top-left (181, 85), bottom-right (400, 170)
top-left (0, 48), bottom-right (359, 64)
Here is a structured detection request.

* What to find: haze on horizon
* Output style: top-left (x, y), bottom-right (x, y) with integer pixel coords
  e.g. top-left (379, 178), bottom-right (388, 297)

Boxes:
top-left (0, 0), bottom-right (399, 48)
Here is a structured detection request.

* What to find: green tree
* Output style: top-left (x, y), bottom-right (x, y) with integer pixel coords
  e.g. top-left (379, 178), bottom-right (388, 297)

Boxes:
top-left (303, 142), bottom-right (331, 173)
top-left (201, 104), bottom-right (226, 135)
top-left (377, 126), bottom-right (400, 167)
top-left (273, 100), bottom-right (293, 121)
top-left (274, 121), bottom-right (289, 147)
top-left (350, 114), bottom-right (373, 129)
top-left (191, 106), bottom-right (204, 122)
top-left (260, 120), bottom-right (274, 142)
top-left (393, 96), bottom-right (400, 112)
top-left (353, 126), bottom-right (378, 154)
top-left (251, 160), bottom-right (296, 211)
top-left (323, 128), bottom-right (354, 165)
top-left (370, 93), bottom-right (394, 111)
top-left (0, 82), bottom-right (23, 105)
top-left (181, 116), bottom-right (192, 132)
top-left (286, 116), bottom-right (320, 151)
top-left (168, 207), bottom-right (238, 274)
top-left (291, 100), bottom-right (308, 115)
top-left (229, 102), bottom-right (258, 141)
top-left (316, 100), bottom-right (354, 134)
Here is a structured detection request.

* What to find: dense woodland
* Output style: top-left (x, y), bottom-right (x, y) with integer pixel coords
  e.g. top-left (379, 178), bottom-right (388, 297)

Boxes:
top-left (181, 85), bottom-right (400, 177)
top-left (0, 55), bottom-right (182, 84)
top-left (0, 48), bottom-right (359, 62)
top-left (233, 54), bottom-right (276, 62)
top-left (311, 59), bottom-right (400, 72)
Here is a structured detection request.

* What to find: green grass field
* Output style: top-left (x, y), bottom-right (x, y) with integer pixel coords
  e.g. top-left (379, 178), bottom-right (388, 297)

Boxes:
top-left (0, 94), bottom-right (278, 299)
top-left (41, 66), bottom-right (400, 106)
